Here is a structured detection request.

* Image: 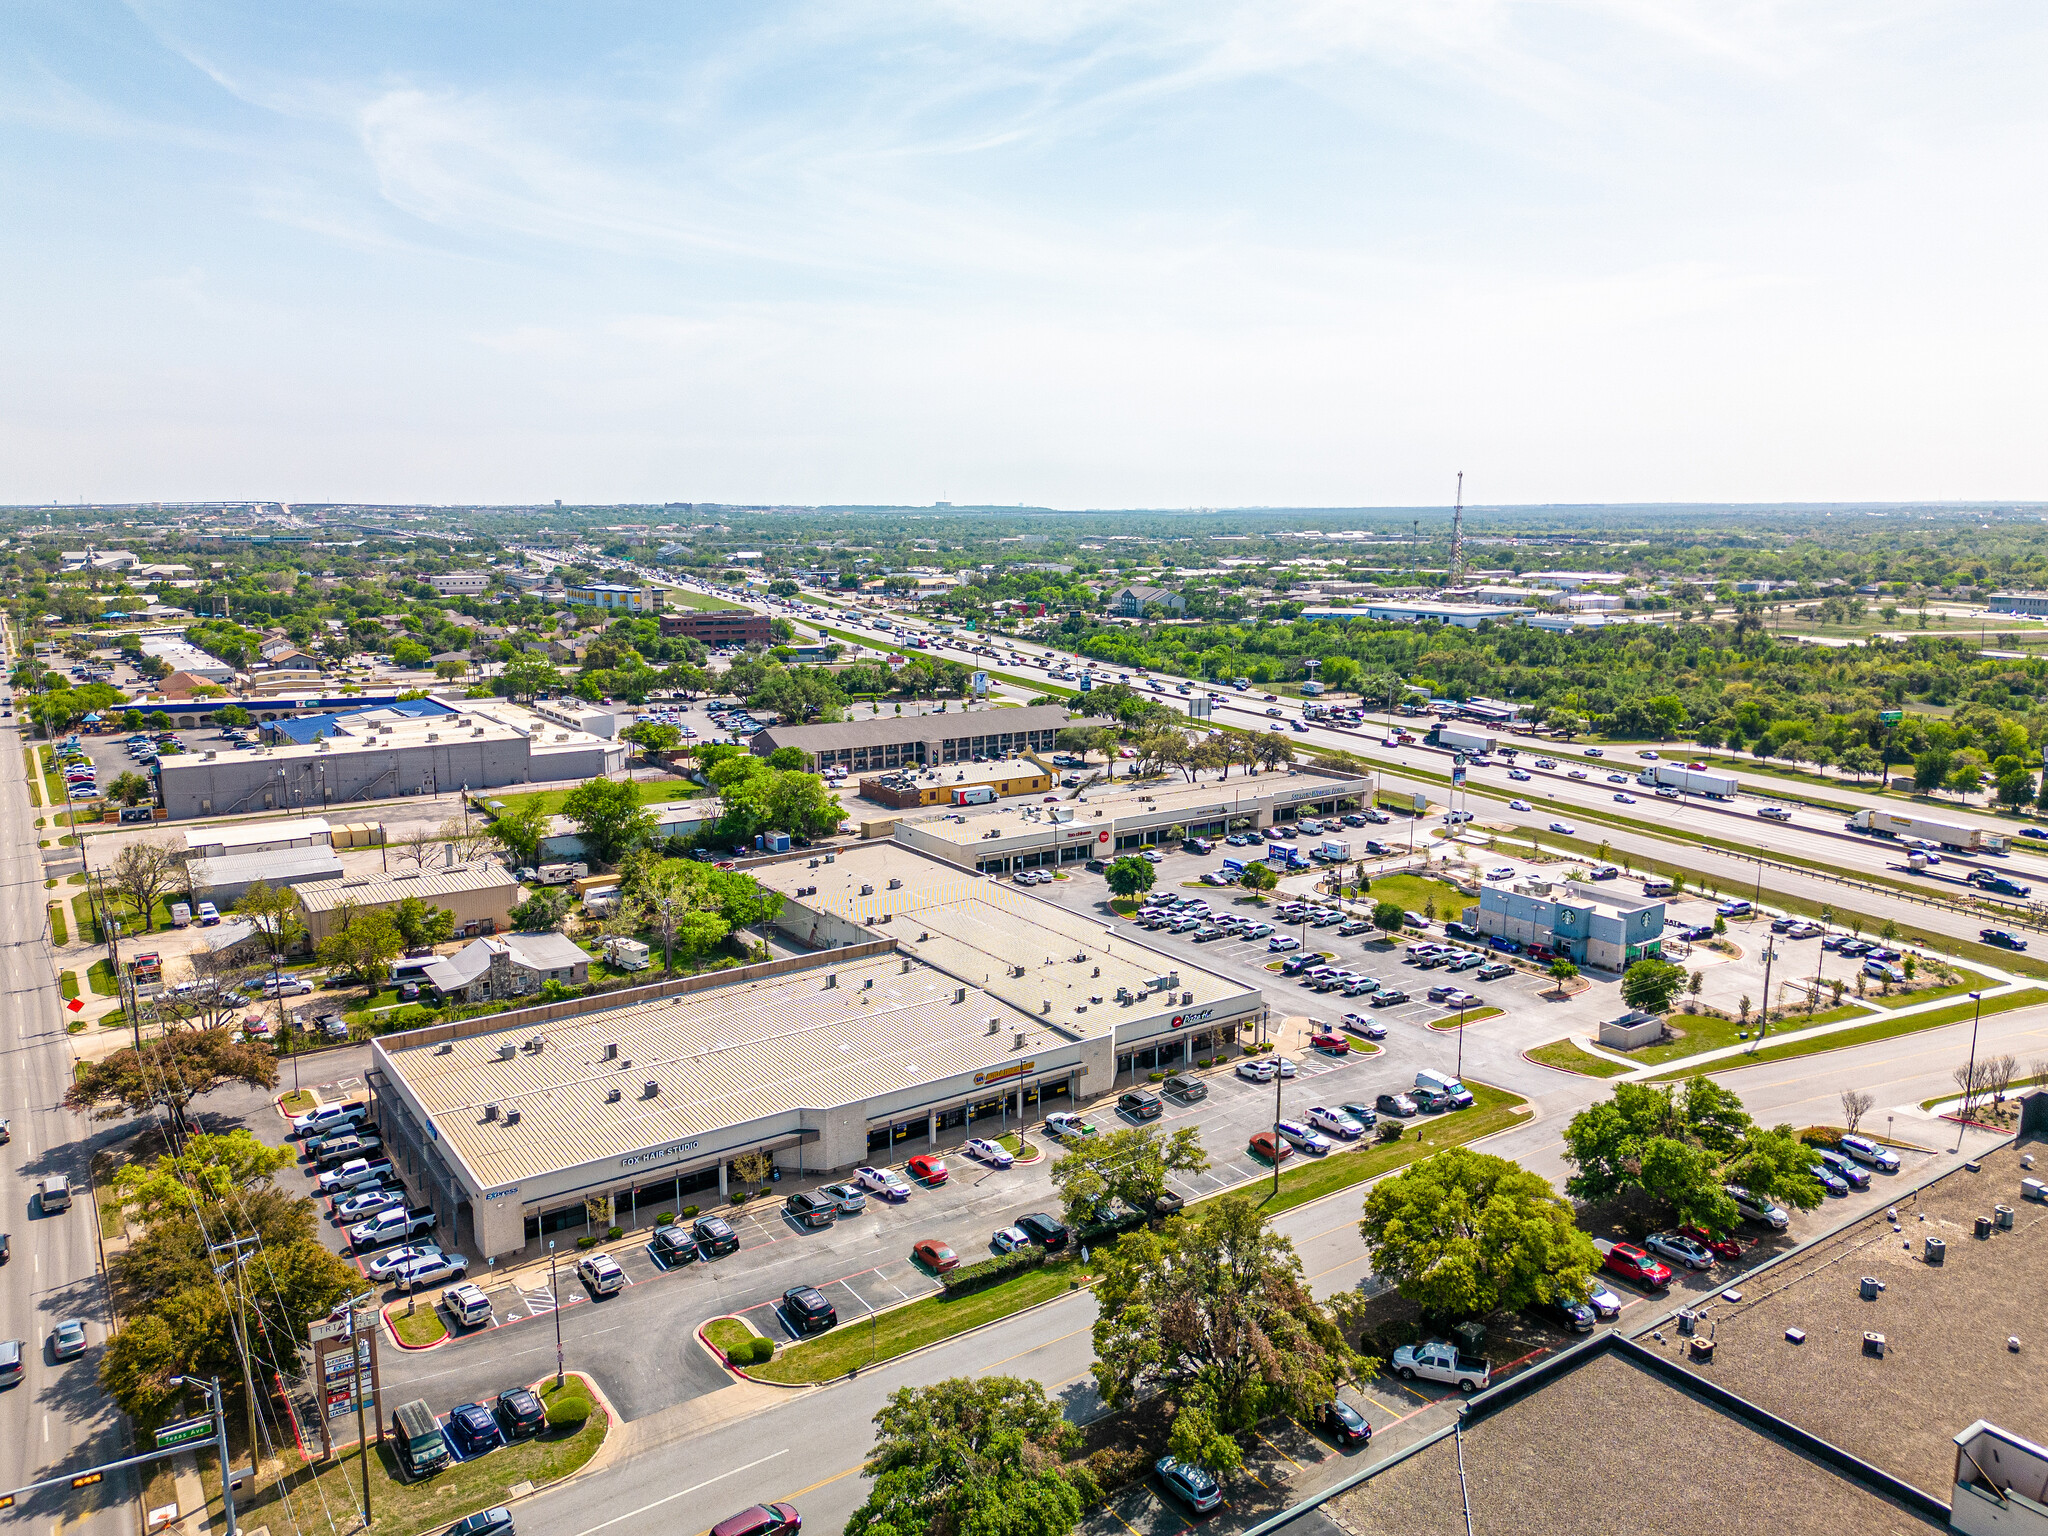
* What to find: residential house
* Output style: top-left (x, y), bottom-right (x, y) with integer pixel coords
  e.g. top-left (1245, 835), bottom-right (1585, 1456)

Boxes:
top-left (1107, 584), bottom-right (1185, 618)
top-left (421, 932), bottom-right (591, 1003)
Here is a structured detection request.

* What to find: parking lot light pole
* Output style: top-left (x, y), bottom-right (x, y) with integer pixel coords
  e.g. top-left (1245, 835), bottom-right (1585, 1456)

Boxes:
top-left (1956, 991), bottom-right (1985, 1152)
top-left (1273, 1069), bottom-right (1283, 1198)
top-left (549, 1241), bottom-right (563, 1388)
top-left (1455, 1002), bottom-right (1467, 1082)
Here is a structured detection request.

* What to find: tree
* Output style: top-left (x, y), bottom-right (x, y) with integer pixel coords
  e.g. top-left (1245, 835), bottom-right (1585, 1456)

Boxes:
top-left (1092, 1196), bottom-right (1360, 1478)
top-left (1372, 900), bottom-right (1406, 937)
top-left (1358, 1149), bottom-right (1600, 1320)
top-left (848, 1376), bottom-right (1097, 1536)
top-left (391, 639), bottom-right (432, 669)
top-left (511, 887), bottom-right (573, 931)
top-left (234, 880), bottom-right (307, 970)
top-left (622, 721), bottom-right (683, 762)
top-left (316, 905), bottom-right (403, 993)
top-left (1547, 958), bottom-right (1579, 995)
top-left (436, 814), bottom-right (495, 863)
top-left (214, 704), bottom-right (253, 727)
top-left (109, 770), bottom-right (153, 807)
top-left (1561, 1079), bottom-right (1822, 1230)
top-left (1840, 1089), bottom-right (1874, 1134)
top-left (390, 895), bottom-right (456, 951)
top-left (1049, 1125), bottom-right (1208, 1229)
top-left (1239, 862), bottom-right (1279, 894)
top-left (112, 1131), bottom-right (294, 1223)
top-left (109, 838), bottom-right (180, 930)
top-left (65, 1027), bottom-right (277, 1132)
top-left (562, 778), bottom-right (656, 866)
top-left (1620, 957), bottom-right (1687, 1015)
top-left (1104, 856), bottom-right (1155, 899)
top-left (502, 651), bottom-right (566, 700)
top-left (489, 797), bottom-right (554, 866)
top-left (765, 745), bottom-right (808, 771)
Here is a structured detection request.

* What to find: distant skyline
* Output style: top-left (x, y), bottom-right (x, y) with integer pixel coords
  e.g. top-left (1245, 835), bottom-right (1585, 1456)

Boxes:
top-left (6, 3), bottom-right (2046, 508)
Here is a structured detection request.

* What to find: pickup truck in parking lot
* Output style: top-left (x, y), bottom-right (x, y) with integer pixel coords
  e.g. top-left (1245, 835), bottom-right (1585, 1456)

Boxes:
top-left (350, 1205), bottom-right (438, 1250)
top-left (1391, 1341), bottom-right (1491, 1393)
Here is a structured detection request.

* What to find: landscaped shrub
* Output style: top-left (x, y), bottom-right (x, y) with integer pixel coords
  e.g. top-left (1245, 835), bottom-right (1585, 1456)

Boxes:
top-left (605, 1225), bottom-right (624, 1240)
top-left (1375, 1120), bottom-right (1405, 1144)
top-left (1085, 1446), bottom-right (1148, 1493)
top-left (544, 1392), bottom-right (592, 1429)
top-left (730, 1190), bottom-right (752, 1205)
top-left (941, 1244), bottom-right (1049, 1296)
top-left (748, 1336), bottom-right (775, 1363)
top-left (655, 1211), bottom-right (674, 1226)
top-left (575, 1234), bottom-right (599, 1250)
top-left (682, 1204), bottom-right (700, 1218)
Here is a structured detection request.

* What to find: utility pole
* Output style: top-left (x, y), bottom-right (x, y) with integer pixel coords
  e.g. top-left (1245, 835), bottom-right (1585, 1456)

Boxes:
top-left (210, 1235), bottom-right (263, 1497)
top-left (1956, 990), bottom-right (1985, 1151)
top-left (347, 1296), bottom-right (372, 1523)
top-left (1449, 471), bottom-right (1466, 587)
top-left (1272, 1068), bottom-right (1283, 1199)
top-left (1753, 943), bottom-right (1779, 1047)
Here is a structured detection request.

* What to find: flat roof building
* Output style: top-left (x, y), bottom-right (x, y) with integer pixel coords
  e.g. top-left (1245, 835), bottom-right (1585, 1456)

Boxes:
top-left (188, 846), bottom-right (346, 905)
top-left (1298, 602), bottom-right (1517, 629)
top-left (750, 704), bottom-right (1086, 775)
top-left (142, 636), bottom-right (234, 683)
top-left (893, 768), bottom-right (1372, 874)
top-left (371, 941), bottom-right (1121, 1259)
top-left (858, 758), bottom-right (1051, 809)
top-left (185, 816), bottom-right (333, 859)
top-left (156, 701), bottom-right (626, 819)
top-left (428, 572), bottom-right (490, 595)
top-left (752, 841), bottom-right (1264, 1074)
top-left (660, 609), bottom-right (771, 647)
top-left (563, 582), bottom-right (663, 614)
top-left (292, 862), bottom-right (522, 943)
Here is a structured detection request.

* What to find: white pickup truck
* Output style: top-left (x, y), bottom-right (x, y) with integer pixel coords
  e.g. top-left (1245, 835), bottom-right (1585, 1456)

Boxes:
top-left (1391, 1341), bottom-right (1492, 1393)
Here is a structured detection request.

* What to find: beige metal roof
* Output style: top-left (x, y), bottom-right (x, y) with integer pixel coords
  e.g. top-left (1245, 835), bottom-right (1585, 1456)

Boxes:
top-left (294, 862), bottom-right (520, 913)
top-left (902, 770), bottom-right (1352, 848)
top-left (757, 843), bottom-right (1256, 1031)
top-left (382, 951), bottom-right (1083, 1189)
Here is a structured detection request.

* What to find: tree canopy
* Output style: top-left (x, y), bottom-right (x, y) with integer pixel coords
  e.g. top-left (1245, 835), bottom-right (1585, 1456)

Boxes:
top-left (65, 1028), bottom-right (278, 1131)
top-left (561, 777), bottom-right (656, 866)
top-left (1104, 856), bottom-right (1154, 898)
top-left (1048, 1125), bottom-right (1207, 1229)
top-left (1358, 1149), bottom-right (1599, 1320)
top-left (1620, 957), bottom-right (1688, 1014)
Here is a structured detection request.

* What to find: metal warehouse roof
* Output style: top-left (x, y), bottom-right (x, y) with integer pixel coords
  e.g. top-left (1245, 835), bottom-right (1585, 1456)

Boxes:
top-left (380, 951), bottom-right (1088, 1189)
top-left (749, 703), bottom-right (1086, 754)
top-left (293, 862), bottom-right (520, 913)
top-left (188, 847), bottom-right (346, 888)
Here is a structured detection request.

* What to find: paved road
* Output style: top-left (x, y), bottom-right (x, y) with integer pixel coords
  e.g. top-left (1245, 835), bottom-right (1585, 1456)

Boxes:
top-left (0, 648), bottom-right (129, 1536)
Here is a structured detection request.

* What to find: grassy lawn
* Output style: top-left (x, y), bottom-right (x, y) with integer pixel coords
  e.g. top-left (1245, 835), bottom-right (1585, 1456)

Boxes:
top-left (1253, 1082), bottom-right (1529, 1218)
top-left (1649, 988), bottom-right (2048, 1081)
top-left (996, 1132), bottom-right (1039, 1159)
top-left (750, 1257), bottom-right (1094, 1384)
top-left (657, 587), bottom-right (749, 611)
top-left (208, 1375), bottom-right (606, 1536)
top-left (1425, 1006), bottom-right (1502, 1030)
top-left (59, 970), bottom-right (79, 1000)
top-left (1355, 872), bottom-right (1469, 919)
top-left (702, 1317), bottom-right (755, 1359)
top-left (1526, 1038), bottom-right (1631, 1077)
top-left (486, 779), bottom-right (708, 819)
top-left (389, 1304), bottom-right (448, 1347)
top-left (86, 959), bottom-right (120, 996)
top-left (1868, 976), bottom-right (1985, 1009)
top-left (279, 1089), bottom-right (318, 1115)
top-left (1622, 1005), bottom-right (1873, 1066)
top-left (48, 902), bottom-right (67, 945)
top-left (70, 892), bottom-right (98, 942)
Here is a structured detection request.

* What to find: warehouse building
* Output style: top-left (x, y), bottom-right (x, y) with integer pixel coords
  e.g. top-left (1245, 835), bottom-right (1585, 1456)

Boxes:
top-left (292, 863), bottom-right (522, 943)
top-left (155, 702), bottom-right (626, 819)
top-left (185, 815), bottom-right (334, 858)
top-left (187, 846), bottom-right (346, 905)
top-left (749, 703), bottom-right (1087, 774)
top-left (370, 942), bottom-right (1121, 1259)
top-left (142, 636), bottom-right (235, 682)
top-left (1464, 876), bottom-right (1665, 971)
top-left (893, 768), bottom-right (1373, 874)
top-left (752, 842), bottom-right (1265, 1078)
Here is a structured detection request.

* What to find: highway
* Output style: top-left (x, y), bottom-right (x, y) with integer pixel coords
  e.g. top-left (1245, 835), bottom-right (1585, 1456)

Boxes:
top-left (0, 630), bottom-right (129, 1536)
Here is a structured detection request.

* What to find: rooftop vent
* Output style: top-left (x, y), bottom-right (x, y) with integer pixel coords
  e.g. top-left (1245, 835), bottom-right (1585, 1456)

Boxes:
top-left (606, 1087), bottom-right (621, 1103)
top-left (863, 977), bottom-right (875, 989)
top-left (1041, 1000), bottom-right (1051, 1014)
top-left (643, 1080), bottom-right (659, 1098)
top-left (526, 1036), bottom-right (545, 1053)
top-left (496, 1044), bottom-right (516, 1061)
top-left (1181, 990), bottom-right (1193, 1005)
top-left (483, 1103), bottom-right (499, 1121)
top-left (504, 1108), bottom-right (521, 1125)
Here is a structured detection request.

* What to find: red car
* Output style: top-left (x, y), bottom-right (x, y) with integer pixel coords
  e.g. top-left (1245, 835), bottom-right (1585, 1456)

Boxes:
top-left (1603, 1243), bottom-right (1673, 1289)
top-left (912, 1239), bottom-right (960, 1273)
top-left (1308, 1030), bottom-right (1349, 1055)
top-left (711, 1505), bottom-right (800, 1536)
top-left (1249, 1131), bottom-right (1293, 1163)
top-left (906, 1154), bottom-right (948, 1184)
top-left (1676, 1225), bottom-right (1743, 1262)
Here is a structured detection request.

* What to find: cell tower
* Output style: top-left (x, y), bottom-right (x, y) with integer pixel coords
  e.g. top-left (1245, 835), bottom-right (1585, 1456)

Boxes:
top-left (1449, 471), bottom-right (1465, 586)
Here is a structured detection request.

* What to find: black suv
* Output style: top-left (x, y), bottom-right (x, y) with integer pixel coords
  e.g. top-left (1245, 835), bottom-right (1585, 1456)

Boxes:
top-left (1016, 1212), bottom-right (1070, 1251)
top-left (651, 1225), bottom-right (701, 1264)
top-left (694, 1215), bottom-right (741, 1256)
top-left (1162, 1073), bottom-right (1207, 1101)
top-left (1118, 1088), bottom-right (1163, 1119)
top-left (494, 1386), bottom-right (547, 1438)
top-left (783, 1192), bottom-right (835, 1228)
top-left (782, 1285), bottom-right (837, 1334)
top-left (1527, 1295), bottom-right (1596, 1335)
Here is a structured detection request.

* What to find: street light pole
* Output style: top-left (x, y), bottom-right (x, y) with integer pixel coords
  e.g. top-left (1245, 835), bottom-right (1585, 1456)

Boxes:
top-left (1752, 943), bottom-right (1779, 1048)
top-left (1956, 990), bottom-right (1985, 1151)
top-left (549, 1240), bottom-right (564, 1387)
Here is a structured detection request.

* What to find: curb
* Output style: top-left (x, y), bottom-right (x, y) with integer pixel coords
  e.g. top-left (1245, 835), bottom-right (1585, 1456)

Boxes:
top-left (380, 1299), bottom-right (451, 1351)
top-left (694, 1314), bottom-right (778, 1384)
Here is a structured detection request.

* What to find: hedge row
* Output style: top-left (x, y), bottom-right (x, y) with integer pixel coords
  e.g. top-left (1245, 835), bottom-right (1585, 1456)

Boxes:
top-left (941, 1244), bottom-right (1048, 1296)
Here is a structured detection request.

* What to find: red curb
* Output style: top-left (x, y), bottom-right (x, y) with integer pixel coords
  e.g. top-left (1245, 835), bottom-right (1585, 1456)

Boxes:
top-left (380, 1299), bottom-right (451, 1350)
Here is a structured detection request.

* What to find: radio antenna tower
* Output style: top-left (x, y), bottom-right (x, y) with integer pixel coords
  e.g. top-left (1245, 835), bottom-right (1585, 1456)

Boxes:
top-left (1449, 471), bottom-right (1466, 586)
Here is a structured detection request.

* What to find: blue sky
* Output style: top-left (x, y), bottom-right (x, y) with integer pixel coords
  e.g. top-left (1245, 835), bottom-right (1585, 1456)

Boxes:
top-left (4, 2), bottom-right (2045, 506)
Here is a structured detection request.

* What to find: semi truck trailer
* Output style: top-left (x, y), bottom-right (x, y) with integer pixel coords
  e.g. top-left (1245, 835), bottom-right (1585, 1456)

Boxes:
top-left (1426, 724), bottom-right (1497, 756)
top-left (1846, 808), bottom-right (2007, 853)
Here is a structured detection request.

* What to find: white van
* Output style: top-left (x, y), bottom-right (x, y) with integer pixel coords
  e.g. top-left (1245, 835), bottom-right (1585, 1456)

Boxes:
top-left (196, 901), bottom-right (220, 926)
top-left (1414, 1070), bottom-right (1476, 1109)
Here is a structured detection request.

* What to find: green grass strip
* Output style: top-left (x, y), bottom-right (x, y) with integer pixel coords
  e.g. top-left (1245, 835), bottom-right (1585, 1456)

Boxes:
top-left (86, 958), bottom-right (121, 996)
top-left (70, 893), bottom-right (99, 944)
top-left (48, 903), bottom-right (67, 946)
top-left (59, 970), bottom-right (79, 1000)
top-left (1646, 988), bottom-right (2048, 1081)
top-left (809, 621), bottom-right (1077, 700)
top-left (1251, 1082), bottom-right (1530, 1217)
top-left (701, 1317), bottom-right (755, 1358)
top-left (1525, 1038), bottom-right (1631, 1077)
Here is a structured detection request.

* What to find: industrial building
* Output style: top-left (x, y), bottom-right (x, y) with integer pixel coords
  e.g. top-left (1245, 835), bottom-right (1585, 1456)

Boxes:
top-left (428, 572), bottom-right (491, 595)
top-left (155, 701), bottom-right (626, 819)
top-left (292, 863), bottom-right (523, 943)
top-left (892, 768), bottom-right (1372, 874)
top-left (185, 815), bottom-right (335, 859)
top-left (659, 609), bottom-right (771, 647)
top-left (369, 848), bottom-right (1261, 1261)
top-left (187, 846), bottom-right (346, 905)
top-left (142, 636), bottom-right (234, 682)
top-left (858, 758), bottom-right (1051, 809)
top-left (1464, 876), bottom-right (1665, 971)
top-left (748, 703), bottom-right (1085, 774)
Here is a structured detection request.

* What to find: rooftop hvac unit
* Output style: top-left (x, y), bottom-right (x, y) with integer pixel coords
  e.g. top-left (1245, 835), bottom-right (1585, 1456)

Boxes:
top-left (643, 1080), bottom-right (659, 1098)
top-left (496, 1044), bottom-right (517, 1061)
top-left (863, 977), bottom-right (875, 988)
top-left (860, 884), bottom-right (874, 896)
top-left (825, 853), bottom-right (835, 862)
top-left (1014, 1031), bottom-right (1028, 1050)
top-left (426, 734), bottom-right (439, 743)
top-left (603, 1042), bottom-right (618, 1060)
top-left (888, 878), bottom-right (902, 890)
top-left (1117, 987), bottom-right (1134, 1004)
top-left (606, 1087), bottom-right (621, 1103)
top-left (483, 1103), bottom-right (499, 1120)
top-left (504, 1108), bottom-right (520, 1125)
top-left (985, 1016), bottom-right (999, 1032)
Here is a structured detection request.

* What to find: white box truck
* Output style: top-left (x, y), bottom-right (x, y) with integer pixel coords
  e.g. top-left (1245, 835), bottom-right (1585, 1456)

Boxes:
top-left (953, 784), bottom-right (997, 805)
top-left (1317, 838), bottom-right (1352, 862)
top-left (1846, 808), bottom-right (2005, 853)
top-left (1650, 765), bottom-right (1740, 799)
